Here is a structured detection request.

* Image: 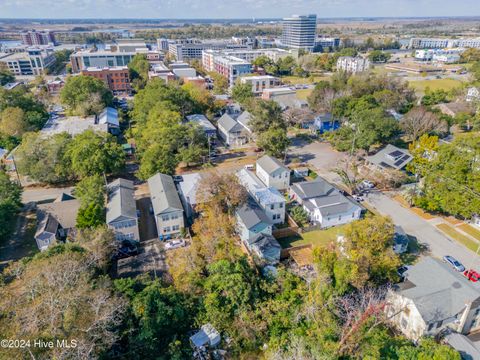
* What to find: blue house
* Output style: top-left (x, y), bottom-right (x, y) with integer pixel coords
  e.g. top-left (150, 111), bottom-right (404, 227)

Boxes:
top-left (313, 113), bottom-right (340, 133)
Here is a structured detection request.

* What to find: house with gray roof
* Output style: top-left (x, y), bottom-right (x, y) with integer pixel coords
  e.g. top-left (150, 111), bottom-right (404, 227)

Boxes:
top-left (98, 107), bottom-right (120, 135)
top-left (366, 144), bottom-right (413, 171)
top-left (186, 114), bottom-right (216, 138)
top-left (106, 178), bottom-right (139, 242)
top-left (217, 113), bottom-right (250, 147)
top-left (148, 173), bottom-right (185, 239)
top-left (386, 257), bottom-right (480, 341)
top-left (256, 155), bottom-right (290, 190)
top-left (236, 111), bottom-right (253, 135)
top-left (237, 168), bottom-right (285, 224)
top-left (248, 233), bottom-right (281, 265)
top-left (289, 177), bottom-right (362, 228)
top-left (176, 172), bottom-right (205, 224)
top-left (35, 193), bottom-right (81, 251)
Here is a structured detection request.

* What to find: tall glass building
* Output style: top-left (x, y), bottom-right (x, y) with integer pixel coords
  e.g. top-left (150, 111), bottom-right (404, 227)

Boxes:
top-left (281, 14), bottom-right (317, 51)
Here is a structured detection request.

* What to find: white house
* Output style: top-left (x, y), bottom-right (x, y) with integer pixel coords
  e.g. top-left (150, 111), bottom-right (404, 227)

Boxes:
top-left (106, 178), bottom-right (139, 242)
top-left (237, 168), bottom-right (285, 224)
top-left (289, 178), bottom-right (362, 228)
top-left (256, 155), bottom-right (290, 190)
top-left (148, 173), bottom-right (185, 239)
top-left (386, 257), bottom-right (480, 341)
top-left (217, 113), bottom-right (250, 147)
top-left (336, 56), bottom-right (370, 73)
top-left (466, 87), bottom-right (480, 102)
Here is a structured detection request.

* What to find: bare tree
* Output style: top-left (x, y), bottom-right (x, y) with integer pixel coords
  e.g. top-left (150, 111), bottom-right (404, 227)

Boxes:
top-left (400, 106), bottom-right (447, 141)
top-left (283, 107), bottom-right (314, 128)
top-left (332, 157), bottom-right (365, 195)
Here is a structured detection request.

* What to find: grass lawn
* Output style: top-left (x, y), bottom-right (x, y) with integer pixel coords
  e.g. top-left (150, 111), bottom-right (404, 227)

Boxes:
top-left (278, 225), bottom-right (346, 248)
top-left (281, 75), bottom-right (327, 85)
top-left (458, 224), bottom-right (480, 242)
top-left (408, 78), bottom-right (463, 92)
top-left (296, 88), bottom-right (313, 100)
top-left (436, 223), bottom-right (480, 253)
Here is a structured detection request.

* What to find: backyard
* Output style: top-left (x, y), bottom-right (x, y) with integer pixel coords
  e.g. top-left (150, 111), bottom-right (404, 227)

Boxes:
top-left (408, 78), bottom-right (463, 92)
top-left (278, 224), bottom-right (347, 248)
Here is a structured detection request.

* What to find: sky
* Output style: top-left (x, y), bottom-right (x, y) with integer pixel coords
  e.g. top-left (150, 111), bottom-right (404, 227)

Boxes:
top-left (0, 0), bottom-right (479, 19)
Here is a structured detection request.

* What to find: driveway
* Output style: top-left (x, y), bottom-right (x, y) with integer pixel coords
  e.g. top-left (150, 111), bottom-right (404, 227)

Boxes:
top-left (366, 190), bottom-right (480, 269)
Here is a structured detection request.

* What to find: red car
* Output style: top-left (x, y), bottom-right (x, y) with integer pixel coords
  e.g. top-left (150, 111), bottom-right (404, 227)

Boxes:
top-left (464, 269), bottom-right (480, 282)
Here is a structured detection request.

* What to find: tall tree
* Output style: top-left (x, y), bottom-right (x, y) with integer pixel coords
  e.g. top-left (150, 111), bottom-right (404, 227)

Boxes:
top-left (400, 106), bottom-right (447, 141)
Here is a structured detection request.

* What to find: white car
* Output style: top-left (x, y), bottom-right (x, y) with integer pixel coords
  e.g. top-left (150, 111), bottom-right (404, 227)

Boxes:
top-left (244, 164), bottom-right (255, 171)
top-left (353, 195), bottom-right (364, 202)
top-left (165, 239), bottom-right (186, 250)
top-left (361, 180), bottom-right (375, 189)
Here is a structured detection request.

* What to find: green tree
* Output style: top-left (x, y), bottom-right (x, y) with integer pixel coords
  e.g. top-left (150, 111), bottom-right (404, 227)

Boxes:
top-left (76, 202), bottom-right (104, 228)
top-left (231, 81), bottom-right (254, 105)
top-left (0, 69), bottom-right (14, 86)
top-left (257, 127), bottom-right (290, 158)
top-left (74, 174), bottom-right (106, 207)
top-left (471, 61), bottom-right (480, 81)
top-left (0, 169), bottom-right (22, 240)
top-left (0, 107), bottom-right (27, 137)
top-left (60, 75), bottom-right (113, 116)
top-left (65, 130), bottom-right (125, 178)
top-left (248, 99), bottom-right (285, 134)
top-left (290, 205), bottom-right (309, 226)
top-left (368, 50), bottom-right (392, 63)
top-left (128, 54), bottom-right (149, 91)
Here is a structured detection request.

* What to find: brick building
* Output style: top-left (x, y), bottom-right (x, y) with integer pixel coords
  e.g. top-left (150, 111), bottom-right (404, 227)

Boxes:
top-left (81, 66), bottom-right (132, 95)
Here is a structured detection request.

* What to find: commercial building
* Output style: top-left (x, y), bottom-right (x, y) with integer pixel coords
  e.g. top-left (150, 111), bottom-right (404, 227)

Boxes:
top-left (148, 62), bottom-right (175, 82)
top-left (81, 66), bottom-right (132, 95)
top-left (70, 49), bottom-right (136, 73)
top-left (106, 179), bottom-right (139, 242)
top-left (336, 56), bottom-right (370, 73)
top-left (168, 39), bottom-right (251, 61)
top-left (314, 37), bottom-right (341, 52)
top-left (21, 30), bottom-right (56, 46)
top-left (0, 47), bottom-right (55, 76)
top-left (239, 75), bottom-right (281, 95)
top-left (116, 38), bottom-right (148, 53)
top-left (208, 54), bottom-right (251, 86)
top-left (281, 15), bottom-right (317, 51)
top-left (414, 49), bottom-right (462, 63)
top-left (409, 37), bottom-right (480, 49)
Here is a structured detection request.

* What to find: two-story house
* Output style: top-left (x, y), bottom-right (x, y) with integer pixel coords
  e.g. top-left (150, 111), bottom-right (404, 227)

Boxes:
top-left (106, 178), bottom-right (139, 242)
top-left (386, 257), bottom-right (480, 341)
top-left (237, 168), bottom-right (285, 224)
top-left (256, 155), bottom-right (290, 190)
top-left (148, 173), bottom-right (185, 239)
top-left (217, 113), bottom-right (250, 147)
top-left (289, 178), bottom-right (362, 228)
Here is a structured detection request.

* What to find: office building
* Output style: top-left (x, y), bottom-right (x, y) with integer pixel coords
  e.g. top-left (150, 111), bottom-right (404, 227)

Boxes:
top-left (168, 39), bottom-right (251, 61)
top-left (281, 15), bottom-right (317, 51)
top-left (116, 38), bottom-right (148, 53)
top-left (336, 56), bottom-right (370, 73)
top-left (414, 49), bottom-right (462, 63)
top-left (314, 37), bottom-right (341, 52)
top-left (70, 49), bottom-right (136, 73)
top-left (21, 30), bottom-right (56, 46)
top-left (157, 38), bottom-right (170, 51)
top-left (204, 53), bottom-right (251, 86)
top-left (0, 47), bottom-right (55, 76)
top-left (409, 37), bottom-right (480, 49)
top-left (81, 66), bottom-right (131, 95)
top-left (239, 75), bottom-right (281, 95)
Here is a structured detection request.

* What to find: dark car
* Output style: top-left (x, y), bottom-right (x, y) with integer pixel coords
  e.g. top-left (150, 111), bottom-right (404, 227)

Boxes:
top-left (114, 240), bottom-right (139, 259)
top-left (443, 255), bottom-right (465, 272)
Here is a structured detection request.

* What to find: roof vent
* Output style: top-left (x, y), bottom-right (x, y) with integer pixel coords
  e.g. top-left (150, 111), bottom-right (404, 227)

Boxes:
top-left (452, 282), bottom-right (462, 289)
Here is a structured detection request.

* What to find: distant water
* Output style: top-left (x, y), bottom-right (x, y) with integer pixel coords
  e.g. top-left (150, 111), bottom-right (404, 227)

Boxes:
top-left (0, 39), bottom-right (21, 47)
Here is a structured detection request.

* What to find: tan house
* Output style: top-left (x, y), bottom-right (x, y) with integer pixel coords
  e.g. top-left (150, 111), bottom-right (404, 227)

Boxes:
top-left (386, 257), bottom-right (480, 341)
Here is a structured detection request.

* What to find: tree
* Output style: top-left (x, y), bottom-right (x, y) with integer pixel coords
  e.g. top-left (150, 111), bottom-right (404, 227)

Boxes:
top-left (74, 175), bottom-right (106, 229)
top-left (0, 69), bottom-right (14, 86)
top-left (66, 130), bottom-right (125, 178)
top-left (308, 81), bottom-right (342, 113)
top-left (460, 48), bottom-right (480, 63)
top-left (407, 134), bottom-right (439, 175)
top-left (400, 106), bottom-right (447, 141)
top-left (421, 88), bottom-right (449, 106)
top-left (0, 169), bottom-right (22, 240)
top-left (248, 99), bottom-right (286, 134)
top-left (128, 54), bottom-right (149, 91)
top-left (77, 202), bottom-right (105, 229)
top-left (208, 71), bottom-right (228, 94)
top-left (60, 75), bottom-right (113, 116)
top-left (290, 206), bottom-right (308, 226)
top-left (257, 127), bottom-right (290, 158)
top-left (0, 107), bottom-right (27, 137)
top-left (471, 61), bottom-right (480, 81)
top-left (231, 81), bottom-right (254, 105)
top-left (368, 50), bottom-right (391, 63)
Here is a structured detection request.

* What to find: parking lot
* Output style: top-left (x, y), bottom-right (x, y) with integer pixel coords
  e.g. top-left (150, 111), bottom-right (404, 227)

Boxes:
top-left (115, 239), bottom-right (167, 278)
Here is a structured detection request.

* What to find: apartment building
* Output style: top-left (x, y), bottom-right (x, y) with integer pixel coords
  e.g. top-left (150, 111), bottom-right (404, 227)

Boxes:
top-left (209, 55), bottom-right (251, 86)
top-left (240, 75), bottom-right (281, 95)
top-left (81, 66), bottom-right (131, 95)
top-left (70, 49), bottom-right (136, 73)
top-left (21, 30), bottom-right (56, 46)
top-left (281, 15), bottom-right (317, 51)
top-left (409, 37), bottom-right (480, 49)
top-left (314, 37), bottom-right (341, 52)
top-left (336, 56), bottom-right (370, 73)
top-left (168, 39), bottom-right (251, 61)
top-left (0, 47), bottom-right (55, 75)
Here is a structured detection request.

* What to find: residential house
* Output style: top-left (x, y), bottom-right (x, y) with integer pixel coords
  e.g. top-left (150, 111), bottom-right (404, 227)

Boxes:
top-left (386, 257), bottom-right (480, 341)
top-left (190, 323), bottom-right (221, 349)
top-left (289, 178), bottom-right (362, 228)
top-left (256, 155), bottom-right (290, 190)
top-left (98, 107), bottom-right (120, 135)
top-left (237, 168), bottom-right (286, 224)
top-left (248, 233), bottom-right (281, 265)
top-left (148, 173), bottom-right (185, 239)
top-left (366, 144), bottom-right (413, 171)
top-left (176, 172), bottom-right (204, 224)
top-left (434, 102), bottom-right (476, 118)
top-left (313, 113), bottom-right (340, 133)
top-left (217, 112), bottom-right (250, 147)
top-left (443, 332), bottom-right (480, 360)
top-left (466, 87), bottom-right (480, 102)
top-left (185, 114), bottom-right (217, 139)
top-left (106, 178), bottom-right (139, 242)
top-left (236, 110), bottom-right (254, 139)
top-left (35, 193), bottom-right (81, 251)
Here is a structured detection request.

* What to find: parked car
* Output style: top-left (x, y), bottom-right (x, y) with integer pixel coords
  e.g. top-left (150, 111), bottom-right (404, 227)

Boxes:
top-left (353, 195), bottom-right (364, 202)
top-left (397, 265), bottom-right (410, 280)
top-left (254, 147), bottom-right (263, 153)
top-left (443, 255), bottom-right (465, 272)
top-left (464, 269), bottom-right (480, 282)
top-left (173, 175), bottom-right (183, 182)
top-left (393, 234), bottom-right (409, 254)
top-left (244, 164), bottom-right (255, 171)
top-left (361, 180), bottom-right (375, 189)
top-left (165, 239), bottom-right (186, 250)
top-left (114, 240), bottom-right (139, 259)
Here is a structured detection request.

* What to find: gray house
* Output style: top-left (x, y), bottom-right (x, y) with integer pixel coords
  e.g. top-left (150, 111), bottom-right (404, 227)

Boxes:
top-left (256, 155), bottom-right (290, 190)
top-left (98, 107), bottom-right (120, 135)
top-left (106, 178), bottom-right (139, 242)
top-left (387, 257), bottom-right (480, 341)
top-left (35, 193), bottom-right (81, 251)
top-left (148, 173), bottom-right (185, 239)
top-left (236, 110), bottom-right (253, 136)
top-left (248, 233), bottom-right (281, 265)
top-left (217, 113), bottom-right (249, 147)
top-left (367, 144), bottom-right (413, 171)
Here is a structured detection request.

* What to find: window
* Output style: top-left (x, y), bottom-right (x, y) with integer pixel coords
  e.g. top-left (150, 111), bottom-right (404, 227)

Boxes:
top-left (172, 225), bottom-right (180, 231)
top-left (161, 215), bottom-right (169, 222)
top-left (401, 317), bottom-right (408, 329)
top-left (163, 226), bottom-right (171, 233)
top-left (427, 323), bottom-right (434, 331)
top-left (171, 213), bottom-right (179, 220)
top-left (270, 204), bottom-right (274, 210)
top-left (436, 321), bottom-right (443, 329)
top-left (279, 203), bottom-right (284, 208)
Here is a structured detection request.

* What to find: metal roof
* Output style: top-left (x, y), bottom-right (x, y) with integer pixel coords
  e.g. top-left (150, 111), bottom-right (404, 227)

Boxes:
top-left (367, 144), bottom-right (413, 170)
top-left (236, 197), bottom-right (272, 229)
top-left (148, 173), bottom-right (183, 214)
top-left (217, 113), bottom-right (242, 133)
top-left (106, 178), bottom-right (136, 224)
top-left (98, 107), bottom-right (119, 127)
top-left (256, 155), bottom-right (288, 175)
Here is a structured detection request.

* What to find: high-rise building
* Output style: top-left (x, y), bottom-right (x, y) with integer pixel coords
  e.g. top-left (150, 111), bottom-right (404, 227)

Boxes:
top-left (21, 30), bottom-right (56, 46)
top-left (281, 15), bottom-right (317, 51)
